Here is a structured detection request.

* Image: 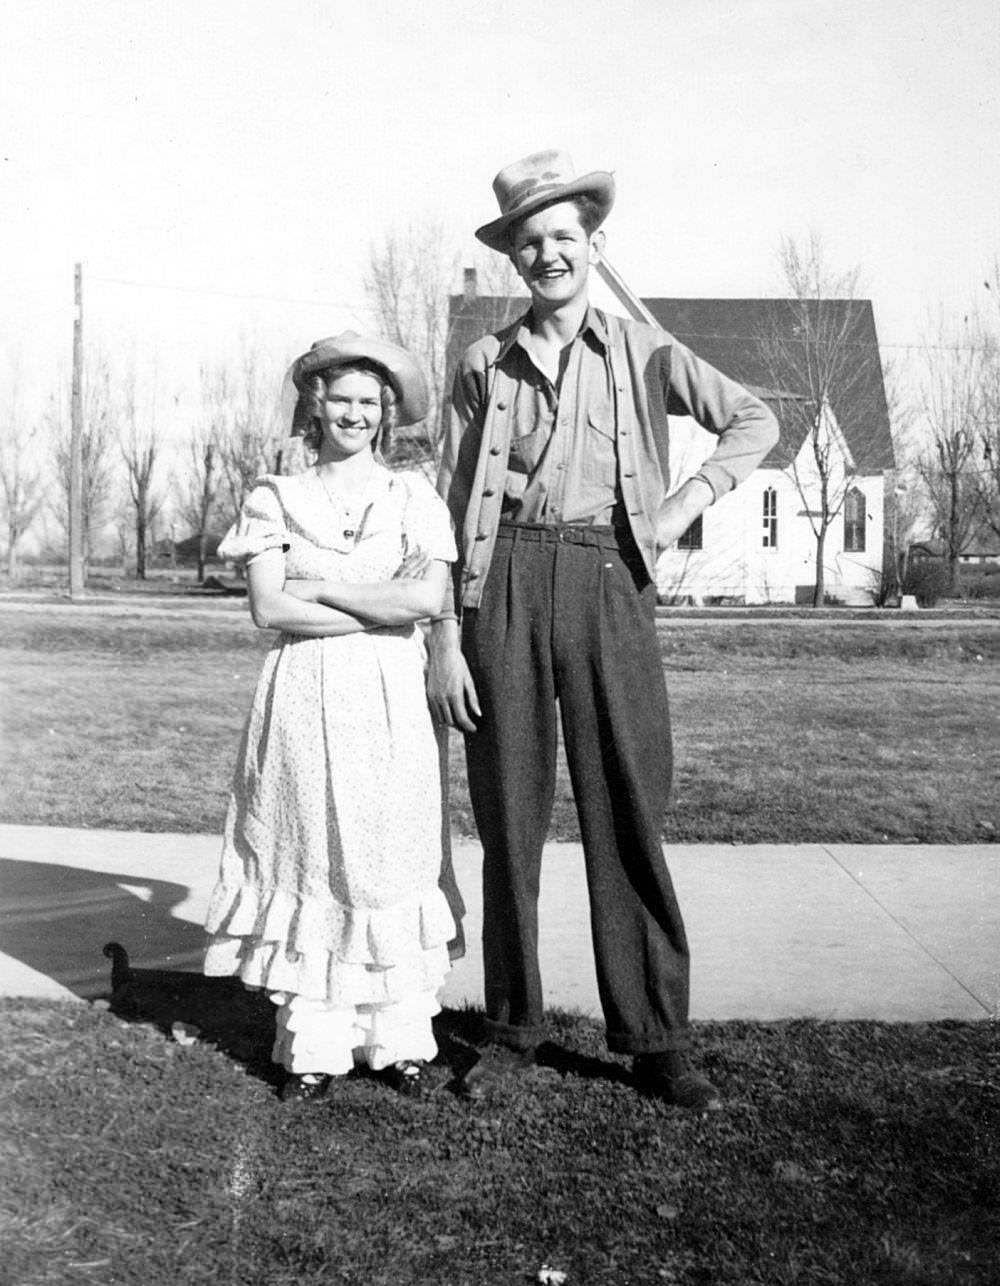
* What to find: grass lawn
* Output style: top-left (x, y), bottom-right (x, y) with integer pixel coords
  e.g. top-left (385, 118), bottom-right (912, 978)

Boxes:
top-left (2, 604), bottom-right (998, 842)
top-left (1, 995), bottom-right (997, 1285)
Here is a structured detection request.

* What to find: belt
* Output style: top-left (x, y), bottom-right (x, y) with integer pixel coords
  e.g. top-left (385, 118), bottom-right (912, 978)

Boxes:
top-left (496, 521), bottom-right (622, 551)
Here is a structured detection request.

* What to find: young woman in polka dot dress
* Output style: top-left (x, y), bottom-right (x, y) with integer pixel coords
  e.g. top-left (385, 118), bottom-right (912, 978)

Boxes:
top-left (204, 334), bottom-right (463, 1102)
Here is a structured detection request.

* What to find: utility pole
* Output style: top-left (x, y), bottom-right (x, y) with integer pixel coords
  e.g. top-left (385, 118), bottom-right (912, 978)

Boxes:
top-left (69, 262), bottom-right (85, 597)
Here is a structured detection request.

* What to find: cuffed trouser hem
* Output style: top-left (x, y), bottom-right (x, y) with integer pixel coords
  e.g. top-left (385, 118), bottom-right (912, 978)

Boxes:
top-left (606, 1028), bottom-right (690, 1056)
top-left (481, 1016), bottom-right (546, 1052)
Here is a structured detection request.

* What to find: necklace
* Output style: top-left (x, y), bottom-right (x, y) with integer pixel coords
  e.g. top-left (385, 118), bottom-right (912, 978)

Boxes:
top-left (315, 462), bottom-right (375, 541)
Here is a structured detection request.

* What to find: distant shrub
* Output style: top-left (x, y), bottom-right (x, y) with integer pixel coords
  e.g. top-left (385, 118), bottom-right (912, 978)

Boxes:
top-left (960, 565), bottom-right (1000, 601)
top-left (903, 561), bottom-right (950, 607)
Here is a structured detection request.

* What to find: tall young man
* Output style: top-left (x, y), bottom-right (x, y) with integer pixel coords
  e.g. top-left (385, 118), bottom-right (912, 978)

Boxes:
top-left (428, 151), bottom-right (779, 1109)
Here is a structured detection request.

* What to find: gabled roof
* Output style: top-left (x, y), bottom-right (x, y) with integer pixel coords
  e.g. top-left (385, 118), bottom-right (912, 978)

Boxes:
top-left (446, 294), bottom-right (896, 473)
top-left (642, 299), bottom-right (894, 471)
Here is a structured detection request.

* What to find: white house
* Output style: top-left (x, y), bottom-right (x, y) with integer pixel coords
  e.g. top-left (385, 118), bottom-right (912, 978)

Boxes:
top-left (446, 284), bottom-right (895, 606)
top-left (656, 397), bottom-right (886, 605)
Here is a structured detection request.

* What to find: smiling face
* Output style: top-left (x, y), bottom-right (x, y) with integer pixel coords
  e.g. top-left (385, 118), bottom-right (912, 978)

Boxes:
top-left (508, 199), bottom-right (605, 314)
top-left (318, 368), bottom-right (385, 461)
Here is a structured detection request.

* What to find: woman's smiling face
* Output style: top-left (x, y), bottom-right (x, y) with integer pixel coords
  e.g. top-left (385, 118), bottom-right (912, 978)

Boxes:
top-left (319, 368), bottom-right (384, 460)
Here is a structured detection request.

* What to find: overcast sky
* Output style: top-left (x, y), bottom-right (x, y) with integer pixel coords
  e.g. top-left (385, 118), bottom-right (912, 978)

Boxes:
top-left (2, 0), bottom-right (997, 428)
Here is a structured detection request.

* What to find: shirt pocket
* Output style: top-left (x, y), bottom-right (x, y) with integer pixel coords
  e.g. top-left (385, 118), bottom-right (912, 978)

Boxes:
top-left (508, 428), bottom-right (544, 475)
top-left (583, 410), bottom-right (618, 486)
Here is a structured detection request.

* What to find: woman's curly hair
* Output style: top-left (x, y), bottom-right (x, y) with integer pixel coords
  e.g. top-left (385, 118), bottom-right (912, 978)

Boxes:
top-left (300, 361), bottom-right (399, 457)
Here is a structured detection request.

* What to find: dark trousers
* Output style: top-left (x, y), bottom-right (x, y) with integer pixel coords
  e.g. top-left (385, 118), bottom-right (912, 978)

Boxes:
top-left (462, 522), bottom-right (690, 1055)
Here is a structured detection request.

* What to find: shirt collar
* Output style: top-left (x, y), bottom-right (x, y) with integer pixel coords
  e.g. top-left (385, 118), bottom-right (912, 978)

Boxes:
top-left (495, 304), bottom-right (609, 364)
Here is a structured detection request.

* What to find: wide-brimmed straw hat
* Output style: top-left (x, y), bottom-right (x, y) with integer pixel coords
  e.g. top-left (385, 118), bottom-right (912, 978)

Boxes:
top-left (475, 149), bottom-right (615, 253)
top-left (286, 332), bottom-right (430, 433)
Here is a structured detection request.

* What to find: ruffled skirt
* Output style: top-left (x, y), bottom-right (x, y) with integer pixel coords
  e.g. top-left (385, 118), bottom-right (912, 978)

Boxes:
top-left (204, 628), bottom-right (456, 1007)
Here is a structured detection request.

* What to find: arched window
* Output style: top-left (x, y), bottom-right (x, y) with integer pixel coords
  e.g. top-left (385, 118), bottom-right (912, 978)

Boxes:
top-left (762, 487), bottom-right (778, 548)
top-left (678, 514), bottom-right (703, 550)
top-left (844, 486), bottom-right (866, 552)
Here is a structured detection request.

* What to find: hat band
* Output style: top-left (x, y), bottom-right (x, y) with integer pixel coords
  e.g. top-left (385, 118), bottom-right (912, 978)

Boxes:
top-left (500, 178), bottom-right (566, 216)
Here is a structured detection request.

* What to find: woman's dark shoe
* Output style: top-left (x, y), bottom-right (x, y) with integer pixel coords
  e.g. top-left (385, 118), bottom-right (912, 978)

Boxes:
top-left (632, 1052), bottom-right (723, 1112)
top-left (279, 1072), bottom-right (331, 1103)
top-left (380, 1060), bottom-right (426, 1096)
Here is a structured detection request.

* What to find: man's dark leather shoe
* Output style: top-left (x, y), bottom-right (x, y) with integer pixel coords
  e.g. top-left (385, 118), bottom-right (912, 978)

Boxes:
top-left (632, 1052), bottom-right (723, 1112)
top-left (457, 1044), bottom-right (537, 1100)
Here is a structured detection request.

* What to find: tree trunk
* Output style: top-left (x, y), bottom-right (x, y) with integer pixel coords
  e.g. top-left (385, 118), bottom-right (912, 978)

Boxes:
top-left (136, 509), bottom-right (147, 580)
top-left (948, 551), bottom-right (961, 596)
top-left (197, 531), bottom-right (207, 584)
top-left (812, 526), bottom-right (828, 607)
top-left (6, 528), bottom-right (19, 583)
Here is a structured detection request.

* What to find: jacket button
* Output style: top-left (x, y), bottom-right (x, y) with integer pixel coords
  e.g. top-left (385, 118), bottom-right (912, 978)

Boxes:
top-left (497, 401), bottom-right (507, 411)
top-left (475, 533), bottom-right (488, 541)
top-left (490, 446), bottom-right (502, 455)
top-left (483, 488), bottom-right (495, 497)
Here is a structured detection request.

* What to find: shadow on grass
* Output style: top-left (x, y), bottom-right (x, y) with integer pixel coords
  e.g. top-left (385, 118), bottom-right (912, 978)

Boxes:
top-left (96, 960), bottom-right (634, 1102)
top-left (101, 942), bottom-right (280, 1086)
top-left (430, 1005), bottom-right (633, 1092)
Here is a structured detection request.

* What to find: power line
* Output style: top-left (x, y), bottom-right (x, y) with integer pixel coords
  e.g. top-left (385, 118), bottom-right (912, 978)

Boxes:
top-left (87, 275), bottom-right (994, 353)
top-left (89, 273), bottom-right (380, 313)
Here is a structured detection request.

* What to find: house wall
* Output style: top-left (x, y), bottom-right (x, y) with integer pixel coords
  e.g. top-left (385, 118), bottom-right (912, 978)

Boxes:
top-left (655, 416), bottom-right (885, 604)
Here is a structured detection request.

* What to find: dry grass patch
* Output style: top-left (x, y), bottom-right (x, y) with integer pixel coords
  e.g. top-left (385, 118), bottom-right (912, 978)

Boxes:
top-left (2, 606), bottom-right (999, 842)
top-left (1, 997), bottom-right (997, 1285)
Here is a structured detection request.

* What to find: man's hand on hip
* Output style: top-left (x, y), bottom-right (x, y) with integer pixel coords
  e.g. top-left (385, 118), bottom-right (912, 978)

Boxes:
top-left (654, 477), bottom-right (715, 551)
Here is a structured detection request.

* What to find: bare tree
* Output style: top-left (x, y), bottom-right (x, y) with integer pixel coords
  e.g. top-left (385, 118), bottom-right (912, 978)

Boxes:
top-left (758, 232), bottom-right (887, 606)
top-left (364, 223), bottom-right (460, 460)
top-left (118, 373), bottom-right (163, 579)
top-left (917, 316), bottom-right (986, 590)
top-left (175, 366), bottom-right (227, 582)
top-left (472, 250), bottom-right (530, 331)
top-left (213, 346), bottom-right (285, 531)
top-left (974, 264), bottom-right (1000, 542)
top-left (0, 373), bottom-right (45, 581)
top-left (49, 354), bottom-right (117, 578)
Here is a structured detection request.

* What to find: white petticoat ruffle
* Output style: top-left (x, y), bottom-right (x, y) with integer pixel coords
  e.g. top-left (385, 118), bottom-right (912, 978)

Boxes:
top-left (270, 990), bottom-right (440, 1074)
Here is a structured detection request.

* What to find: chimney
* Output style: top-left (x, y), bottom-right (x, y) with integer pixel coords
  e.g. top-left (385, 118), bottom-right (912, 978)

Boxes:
top-left (463, 267), bottom-right (477, 303)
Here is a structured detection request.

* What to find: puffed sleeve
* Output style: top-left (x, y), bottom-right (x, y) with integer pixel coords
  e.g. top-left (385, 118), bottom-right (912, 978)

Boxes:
top-left (216, 478), bottom-right (290, 566)
top-left (399, 471), bottom-right (458, 563)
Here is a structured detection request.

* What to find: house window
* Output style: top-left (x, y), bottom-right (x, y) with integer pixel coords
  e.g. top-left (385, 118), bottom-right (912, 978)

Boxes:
top-left (677, 514), bottom-right (703, 550)
top-left (762, 487), bottom-right (778, 548)
top-left (844, 486), bottom-right (866, 552)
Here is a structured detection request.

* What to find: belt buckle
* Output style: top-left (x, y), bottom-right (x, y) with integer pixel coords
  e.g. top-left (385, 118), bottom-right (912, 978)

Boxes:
top-left (557, 528), bottom-right (571, 544)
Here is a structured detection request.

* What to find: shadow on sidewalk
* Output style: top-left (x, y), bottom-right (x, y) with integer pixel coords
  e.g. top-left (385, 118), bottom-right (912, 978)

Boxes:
top-left (0, 856), bottom-right (207, 998)
top-left (0, 855), bottom-right (283, 1080)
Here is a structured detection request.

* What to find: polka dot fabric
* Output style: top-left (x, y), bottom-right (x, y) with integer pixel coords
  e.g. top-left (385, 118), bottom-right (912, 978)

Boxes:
top-left (204, 465), bottom-right (459, 1008)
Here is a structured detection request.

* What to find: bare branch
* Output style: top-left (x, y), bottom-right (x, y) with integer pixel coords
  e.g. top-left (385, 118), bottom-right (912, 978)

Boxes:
top-left (118, 370), bottom-right (163, 579)
top-left (756, 232), bottom-right (886, 605)
top-left (0, 370), bottom-right (46, 581)
top-left (364, 223), bottom-right (460, 473)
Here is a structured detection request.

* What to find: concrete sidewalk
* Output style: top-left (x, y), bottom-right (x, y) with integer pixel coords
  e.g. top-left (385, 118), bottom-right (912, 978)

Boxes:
top-left (0, 823), bottom-right (996, 1022)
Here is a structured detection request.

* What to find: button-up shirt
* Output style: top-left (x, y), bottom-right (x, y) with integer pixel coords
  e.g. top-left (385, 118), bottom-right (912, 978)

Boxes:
top-left (497, 309), bottom-right (619, 526)
top-left (439, 306), bottom-right (780, 612)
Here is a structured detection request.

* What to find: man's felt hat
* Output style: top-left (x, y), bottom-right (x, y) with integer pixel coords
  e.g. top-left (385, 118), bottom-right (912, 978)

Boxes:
top-left (475, 149), bottom-right (615, 253)
top-left (287, 332), bottom-right (430, 433)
